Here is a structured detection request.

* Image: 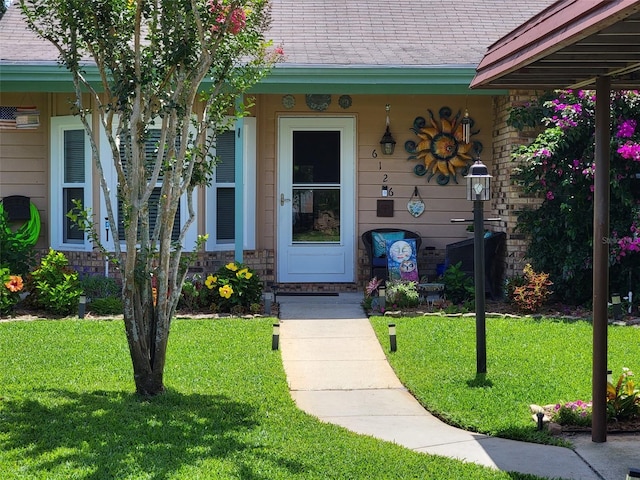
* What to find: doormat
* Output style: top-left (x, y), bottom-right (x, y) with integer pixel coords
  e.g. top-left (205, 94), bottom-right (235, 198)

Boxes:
top-left (275, 292), bottom-right (339, 297)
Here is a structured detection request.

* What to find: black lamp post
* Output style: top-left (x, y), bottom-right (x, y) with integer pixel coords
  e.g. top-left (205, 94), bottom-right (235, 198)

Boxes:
top-left (466, 158), bottom-right (491, 374)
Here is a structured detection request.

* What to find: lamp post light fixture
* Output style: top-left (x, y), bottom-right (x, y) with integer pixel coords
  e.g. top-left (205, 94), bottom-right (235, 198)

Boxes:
top-left (378, 287), bottom-right (386, 310)
top-left (379, 104), bottom-right (396, 155)
top-left (272, 323), bottom-right (280, 351)
top-left (465, 158), bottom-right (492, 375)
top-left (78, 294), bottom-right (87, 319)
top-left (388, 323), bottom-right (397, 352)
top-left (611, 293), bottom-right (623, 321)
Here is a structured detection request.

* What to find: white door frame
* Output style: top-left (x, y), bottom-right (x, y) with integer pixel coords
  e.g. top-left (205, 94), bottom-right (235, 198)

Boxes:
top-left (277, 116), bottom-right (356, 283)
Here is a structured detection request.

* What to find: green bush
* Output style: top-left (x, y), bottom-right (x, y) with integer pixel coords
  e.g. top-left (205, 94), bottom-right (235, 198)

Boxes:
top-left (385, 280), bottom-right (419, 309)
top-left (607, 368), bottom-right (640, 421)
top-left (180, 262), bottom-right (263, 314)
top-left (0, 267), bottom-right (24, 316)
top-left (88, 297), bottom-right (124, 315)
top-left (206, 262), bottom-right (262, 313)
top-left (0, 211), bottom-right (36, 277)
top-left (80, 275), bottom-right (121, 300)
top-left (28, 249), bottom-right (81, 315)
top-left (442, 261), bottom-right (474, 305)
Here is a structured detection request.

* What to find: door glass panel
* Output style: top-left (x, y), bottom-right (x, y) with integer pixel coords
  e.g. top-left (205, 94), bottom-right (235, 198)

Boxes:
top-left (293, 131), bottom-right (340, 184)
top-left (292, 188), bottom-right (340, 242)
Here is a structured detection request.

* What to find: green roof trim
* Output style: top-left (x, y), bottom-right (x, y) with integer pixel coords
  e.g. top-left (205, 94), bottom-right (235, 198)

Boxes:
top-left (0, 63), bottom-right (507, 95)
top-left (250, 65), bottom-right (507, 95)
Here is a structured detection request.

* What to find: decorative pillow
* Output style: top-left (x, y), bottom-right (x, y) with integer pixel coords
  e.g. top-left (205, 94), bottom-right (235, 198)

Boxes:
top-left (386, 238), bottom-right (419, 282)
top-left (372, 231), bottom-right (404, 258)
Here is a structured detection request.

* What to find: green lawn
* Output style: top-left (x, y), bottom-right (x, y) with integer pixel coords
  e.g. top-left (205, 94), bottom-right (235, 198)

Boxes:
top-left (370, 315), bottom-right (640, 444)
top-left (0, 318), bottom-right (549, 480)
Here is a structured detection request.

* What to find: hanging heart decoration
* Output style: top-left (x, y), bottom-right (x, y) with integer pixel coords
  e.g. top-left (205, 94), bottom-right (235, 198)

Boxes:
top-left (407, 187), bottom-right (425, 218)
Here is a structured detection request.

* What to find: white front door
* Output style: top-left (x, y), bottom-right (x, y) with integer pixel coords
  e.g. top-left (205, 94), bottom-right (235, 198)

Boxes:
top-left (277, 117), bottom-right (356, 283)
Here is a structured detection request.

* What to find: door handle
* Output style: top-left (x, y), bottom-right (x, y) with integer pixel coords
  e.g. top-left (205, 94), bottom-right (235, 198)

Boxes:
top-left (280, 193), bottom-right (291, 206)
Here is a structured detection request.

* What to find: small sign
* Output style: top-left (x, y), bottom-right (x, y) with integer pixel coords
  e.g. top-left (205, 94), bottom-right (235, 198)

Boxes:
top-left (377, 199), bottom-right (394, 217)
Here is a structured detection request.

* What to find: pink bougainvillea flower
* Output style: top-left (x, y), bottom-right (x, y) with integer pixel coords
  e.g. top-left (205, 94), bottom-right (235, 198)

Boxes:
top-left (546, 191), bottom-right (555, 200)
top-left (617, 141), bottom-right (640, 161)
top-left (4, 275), bottom-right (23, 292)
top-left (616, 119), bottom-right (637, 138)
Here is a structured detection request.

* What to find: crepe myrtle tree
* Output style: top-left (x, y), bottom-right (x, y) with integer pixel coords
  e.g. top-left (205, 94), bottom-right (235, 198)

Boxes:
top-left (20, 0), bottom-right (280, 396)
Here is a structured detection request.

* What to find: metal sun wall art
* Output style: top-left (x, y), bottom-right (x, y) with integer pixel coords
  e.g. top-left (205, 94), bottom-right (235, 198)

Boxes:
top-left (405, 106), bottom-right (482, 185)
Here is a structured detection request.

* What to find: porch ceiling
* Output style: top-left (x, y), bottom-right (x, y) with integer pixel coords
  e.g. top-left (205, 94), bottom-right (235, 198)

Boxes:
top-left (470, 0), bottom-right (640, 90)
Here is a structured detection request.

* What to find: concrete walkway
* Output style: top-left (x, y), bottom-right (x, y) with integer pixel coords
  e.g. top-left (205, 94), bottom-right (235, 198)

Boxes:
top-left (278, 292), bottom-right (639, 480)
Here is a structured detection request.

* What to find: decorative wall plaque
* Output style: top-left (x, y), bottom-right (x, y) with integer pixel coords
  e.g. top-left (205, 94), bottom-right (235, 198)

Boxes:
top-left (305, 94), bottom-right (331, 111)
top-left (282, 94), bottom-right (295, 109)
top-left (406, 106), bottom-right (483, 185)
top-left (338, 95), bottom-right (352, 109)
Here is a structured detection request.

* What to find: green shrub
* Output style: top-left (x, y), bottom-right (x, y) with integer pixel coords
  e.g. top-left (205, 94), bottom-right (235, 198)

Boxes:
top-left (0, 267), bottom-right (24, 316)
top-left (89, 297), bottom-right (124, 315)
top-left (0, 211), bottom-right (36, 277)
top-left (551, 400), bottom-right (592, 427)
top-left (442, 261), bottom-right (474, 305)
top-left (205, 262), bottom-right (262, 313)
top-left (180, 263), bottom-right (263, 314)
top-left (607, 367), bottom-right (640, 421)
top-left (28, 249), bottom-right (81, 315)
top-left (385, 280), bottom-right (419, 309)
top-left (80, 275), bottom-right (121, 300)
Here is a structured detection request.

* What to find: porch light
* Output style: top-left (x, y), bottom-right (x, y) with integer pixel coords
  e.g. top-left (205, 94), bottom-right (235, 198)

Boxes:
top-left (380, 104), bottom-right (396, 155)
top-left (466, 158), bottom-right (492, 202)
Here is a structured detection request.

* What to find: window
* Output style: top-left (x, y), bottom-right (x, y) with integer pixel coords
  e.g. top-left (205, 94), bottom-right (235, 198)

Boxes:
top-left (100, 120), bottom-right (198, 251)
top-left (206, 118), bottom-right (256, 250)
top-left (116, 128), bottom-right (181, 243)
top-left (50, 116), bottom-right (93, 250)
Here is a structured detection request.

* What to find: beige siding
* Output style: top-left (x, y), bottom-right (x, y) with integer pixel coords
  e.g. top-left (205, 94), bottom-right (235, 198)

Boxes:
top-left (0, 93), bottom-right (50, 247)
top-left (254, 93), bottom-right (494, 253)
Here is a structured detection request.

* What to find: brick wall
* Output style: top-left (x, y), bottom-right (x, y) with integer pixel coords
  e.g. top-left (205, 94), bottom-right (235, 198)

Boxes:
top-left (491, 91), bottom-right (543, 280)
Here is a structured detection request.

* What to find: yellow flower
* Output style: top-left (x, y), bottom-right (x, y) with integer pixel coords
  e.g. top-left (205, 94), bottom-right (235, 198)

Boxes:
top-left (236, 268), bottom-right (252, 279)
top-left (219, 284), bottom-right (234, 299)
top-left (4, 275), bottom-right (23, 292)
top-left (225, 262), bottom-right (239, 272)
top-left (205, 275), bottom-right (217, 289)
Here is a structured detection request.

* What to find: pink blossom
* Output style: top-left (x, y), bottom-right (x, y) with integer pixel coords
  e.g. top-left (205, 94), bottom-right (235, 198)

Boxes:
top-left (616, 119), bottom-right (637, 138)
top-left (537, 148), bottom-right (551, 158)
top-left (546, 191), bottom-right (555, 200)
top-left (617, 141), bottom-right (640, 161)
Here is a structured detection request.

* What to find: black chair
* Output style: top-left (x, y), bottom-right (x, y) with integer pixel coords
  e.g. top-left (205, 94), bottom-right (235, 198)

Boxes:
top-left (362, 229), bottom-right (422, 282)
top-left (445, 232), bottom-right (506, 299)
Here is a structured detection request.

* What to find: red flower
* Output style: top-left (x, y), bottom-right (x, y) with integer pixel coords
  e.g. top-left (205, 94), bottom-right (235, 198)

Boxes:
top-left (5, 275), bottom-right (23, 292)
